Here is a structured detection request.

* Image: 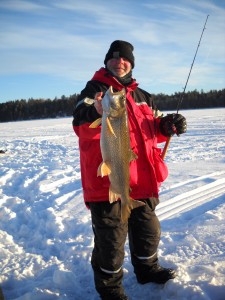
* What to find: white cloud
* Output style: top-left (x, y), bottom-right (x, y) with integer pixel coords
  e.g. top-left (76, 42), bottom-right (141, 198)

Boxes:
top-left (0, 0), bottom-right (48, 12)
top-left (0, 0), bottom-right (224, 101)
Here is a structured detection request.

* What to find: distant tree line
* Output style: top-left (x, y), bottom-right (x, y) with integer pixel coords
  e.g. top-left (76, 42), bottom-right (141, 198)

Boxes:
top-left (0, 94), bottom-right (78, 123)
top-left (152, 89), bottom-right (225, 111)
top-left (0, 89), bottom-right (224, 123)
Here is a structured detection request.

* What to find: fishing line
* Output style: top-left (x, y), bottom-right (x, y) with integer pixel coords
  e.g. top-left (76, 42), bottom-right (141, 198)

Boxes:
top-left (176, 14), bottom-right (210, 113)
top-left (161, 14), bottom-right (209, 160)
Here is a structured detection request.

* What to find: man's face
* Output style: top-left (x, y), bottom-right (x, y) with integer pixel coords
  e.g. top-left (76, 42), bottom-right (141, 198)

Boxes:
top-left (107, 57), bottom-right (132, 78)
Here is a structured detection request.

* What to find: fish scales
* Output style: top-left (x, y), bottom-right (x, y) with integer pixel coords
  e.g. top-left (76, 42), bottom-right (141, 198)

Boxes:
top-left (91, 86), bottom-right (145, 222)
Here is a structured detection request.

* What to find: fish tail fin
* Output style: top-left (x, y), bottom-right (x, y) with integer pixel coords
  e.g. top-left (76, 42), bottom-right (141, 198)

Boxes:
top-left (121, 198), bottom-right (145, 223)
top-left (121, 203), bottom-right (132, 223)
top-left (130, 199), bottom-right (145, 209)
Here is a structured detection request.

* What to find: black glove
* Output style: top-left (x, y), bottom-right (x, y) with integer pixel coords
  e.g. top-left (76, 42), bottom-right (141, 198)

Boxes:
top-left (160, 113), bottom-right (187, 137)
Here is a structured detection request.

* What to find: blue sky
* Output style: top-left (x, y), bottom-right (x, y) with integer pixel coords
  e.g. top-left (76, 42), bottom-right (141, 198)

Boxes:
top-left (0, 0), bottom-right (225, 103)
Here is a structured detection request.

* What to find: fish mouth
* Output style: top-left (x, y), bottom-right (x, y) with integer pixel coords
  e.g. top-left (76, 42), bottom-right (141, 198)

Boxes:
top-left (109, 86), bottom-right (125, 96)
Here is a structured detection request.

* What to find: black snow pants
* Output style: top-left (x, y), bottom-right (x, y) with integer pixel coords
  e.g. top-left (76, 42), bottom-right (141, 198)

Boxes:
top-left (89, 198), bottom-right (160, 299)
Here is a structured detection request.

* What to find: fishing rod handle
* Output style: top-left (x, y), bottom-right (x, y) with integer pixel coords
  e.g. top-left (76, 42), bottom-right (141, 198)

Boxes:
top-left (161, 136), bottom-right (172, 161)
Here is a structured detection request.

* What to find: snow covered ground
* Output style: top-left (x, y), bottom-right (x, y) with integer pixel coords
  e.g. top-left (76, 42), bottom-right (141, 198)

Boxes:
top-left (0, 108), bottom-right (225, 300)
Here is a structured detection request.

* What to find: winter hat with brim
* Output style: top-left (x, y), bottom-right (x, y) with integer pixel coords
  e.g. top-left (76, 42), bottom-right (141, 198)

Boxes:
top-left (104, 40), bottom-right (135, 68)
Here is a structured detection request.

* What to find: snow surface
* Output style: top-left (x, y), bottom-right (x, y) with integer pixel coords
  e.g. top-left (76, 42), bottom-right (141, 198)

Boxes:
top-left (0, 108), bottom-right (225, 300)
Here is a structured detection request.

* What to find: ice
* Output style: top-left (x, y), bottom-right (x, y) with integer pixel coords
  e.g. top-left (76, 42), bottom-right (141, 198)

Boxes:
top-left (0, 109), bottom-right (225, 299)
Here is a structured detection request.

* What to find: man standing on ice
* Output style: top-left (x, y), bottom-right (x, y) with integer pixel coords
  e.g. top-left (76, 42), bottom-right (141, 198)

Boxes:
top-left (73, 40), bottom-right (187, 300)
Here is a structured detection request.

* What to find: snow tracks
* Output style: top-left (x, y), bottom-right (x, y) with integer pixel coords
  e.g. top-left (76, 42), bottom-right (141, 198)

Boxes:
top-left (157, 171), bottom-right (225, 221)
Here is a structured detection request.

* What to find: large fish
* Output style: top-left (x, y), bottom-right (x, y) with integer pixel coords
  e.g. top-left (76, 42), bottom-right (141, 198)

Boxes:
top-left (90, 86), bottom-right (145, 222)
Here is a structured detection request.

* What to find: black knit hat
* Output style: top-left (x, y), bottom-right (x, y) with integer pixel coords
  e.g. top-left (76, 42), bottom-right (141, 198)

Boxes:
top-left (104, 40), bottom-right (135, 68)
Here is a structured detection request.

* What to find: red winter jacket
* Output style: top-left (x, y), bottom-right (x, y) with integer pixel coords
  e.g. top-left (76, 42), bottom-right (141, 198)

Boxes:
top-left (73, 68), bottom-right (168, 204)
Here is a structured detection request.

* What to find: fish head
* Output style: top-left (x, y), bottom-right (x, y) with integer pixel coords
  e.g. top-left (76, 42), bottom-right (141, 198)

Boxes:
top-left (102, 86), bottom-right (126, 118)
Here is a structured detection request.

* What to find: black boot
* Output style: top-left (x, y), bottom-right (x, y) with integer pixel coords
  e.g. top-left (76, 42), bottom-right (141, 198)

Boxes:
top-left (136, 264), bottom-right (176, 284)
top-left (92, 265), bottom-right (129, 300)
top-left (101, 294), bottom-right (129, 300)
top-left (100, 289), bottom-right (129, 300)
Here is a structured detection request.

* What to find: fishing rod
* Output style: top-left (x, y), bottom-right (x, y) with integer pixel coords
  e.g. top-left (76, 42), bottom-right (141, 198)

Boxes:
top-left (161, 14), bottom-right (209, 160)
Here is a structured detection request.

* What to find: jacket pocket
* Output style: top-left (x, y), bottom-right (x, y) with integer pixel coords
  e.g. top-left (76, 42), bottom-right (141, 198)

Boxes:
top-left (153, 147), bottom-right (168, 183)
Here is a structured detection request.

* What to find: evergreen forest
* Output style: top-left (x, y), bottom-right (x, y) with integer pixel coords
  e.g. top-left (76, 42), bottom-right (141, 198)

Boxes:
top-left (0, 89), bottom-right (224, 123)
